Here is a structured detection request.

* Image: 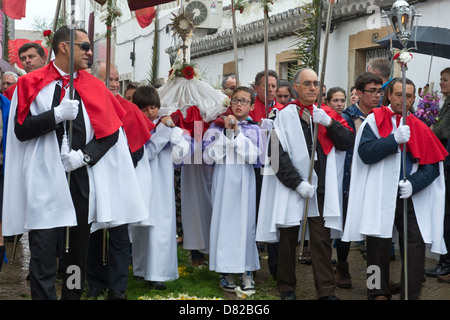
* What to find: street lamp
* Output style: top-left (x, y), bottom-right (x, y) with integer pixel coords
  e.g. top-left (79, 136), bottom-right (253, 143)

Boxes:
top-left (381, 0), bottom-right (421, 301)
top-left (382, 0), bottom-right (420, 48)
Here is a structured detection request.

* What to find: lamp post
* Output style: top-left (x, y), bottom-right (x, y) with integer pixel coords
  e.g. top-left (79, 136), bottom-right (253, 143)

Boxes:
top-left (382, 0), bottom-right (420, 301)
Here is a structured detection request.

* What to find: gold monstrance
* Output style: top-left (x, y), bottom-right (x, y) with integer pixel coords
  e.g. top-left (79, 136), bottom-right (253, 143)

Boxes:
top-left (168, 9), bottom-right (195, 63)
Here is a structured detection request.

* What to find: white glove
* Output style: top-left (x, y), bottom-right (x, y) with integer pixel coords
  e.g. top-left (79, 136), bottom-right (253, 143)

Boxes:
top-left (54, 90), bottom-right (79, 124)
top-left (313, 106), bottom-right (332, 126)
top-left (398, 179), bottom-right (413, 199)
top-left (394, 125), bottom-right (410, 144)
top-left (259, 118), bottom-right (274, 132)
top-left (296, 181), bottom-right (316, 198)
top-left (61, 149), bottom-right (86, 172)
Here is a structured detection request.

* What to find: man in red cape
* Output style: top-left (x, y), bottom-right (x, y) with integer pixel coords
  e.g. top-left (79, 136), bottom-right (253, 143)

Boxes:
top-left (248, 70), bottom-right (285, 278)
top-left (249, 69), bottom-right (284, 122)
top-left (3, 26), bottom-right (147, 300)
top-left (257, 68), bottom-right (355, 300)
top-left (344, 78), bottom-right (448, 300)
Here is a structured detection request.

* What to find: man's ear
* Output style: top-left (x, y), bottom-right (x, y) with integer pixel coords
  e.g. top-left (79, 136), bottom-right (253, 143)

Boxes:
top-left (58, 42), bottom-right (68, 55)
top-left (357, 90), bottom-right (363, 99)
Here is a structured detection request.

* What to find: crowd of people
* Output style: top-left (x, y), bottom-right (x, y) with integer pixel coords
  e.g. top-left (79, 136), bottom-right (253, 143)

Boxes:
top-left (0, 26), bottom-right (449, 302)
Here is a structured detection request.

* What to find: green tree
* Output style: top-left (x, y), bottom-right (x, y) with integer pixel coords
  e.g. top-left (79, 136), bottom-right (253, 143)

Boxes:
top-left (290, 0), bottom-right (321, 77)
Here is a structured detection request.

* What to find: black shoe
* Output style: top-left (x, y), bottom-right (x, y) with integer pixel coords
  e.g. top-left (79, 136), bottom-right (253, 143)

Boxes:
top-left (280, 291), bottom-right (296, 300)
top-left (389, 280), bottom-right (401, 295)
top-left (318, 295), bottom-right (340, 300)
top-left (425, 261), bottom-right (450, 277)
top-left (149, 281), bottom-right (166, 290)
top-left (425, 262), bottom-right (442, 276)
top-left (107, 289), bottom-right (127, 300)
top-left (87, 287), bottom-right (107, 298)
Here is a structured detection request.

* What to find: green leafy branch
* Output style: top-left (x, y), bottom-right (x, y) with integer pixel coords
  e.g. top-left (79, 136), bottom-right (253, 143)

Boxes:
top-left (290, 0), bottom-right (320, 77)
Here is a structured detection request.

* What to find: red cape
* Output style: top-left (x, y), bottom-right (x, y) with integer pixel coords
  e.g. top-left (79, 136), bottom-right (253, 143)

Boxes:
top-left (170, 105), bottom-right (210, 139)
top-left (115, 94), bottom-right (154, 153)
top-left (15, 62), bottom-right (125, 139)
top-left (3, 83), bottom-right (15, 101)
top-left (373, 106), bottom-right (448, 164)
top-left (249, 96), bottom-right (285, 122)
top-left (212, 107), bottom-right (233, 127)
top-left (290, 100), bottom-right (354, 155)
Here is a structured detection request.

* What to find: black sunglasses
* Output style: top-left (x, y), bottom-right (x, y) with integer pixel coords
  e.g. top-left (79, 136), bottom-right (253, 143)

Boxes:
top-left (64, 41), bottom-right (91, 52)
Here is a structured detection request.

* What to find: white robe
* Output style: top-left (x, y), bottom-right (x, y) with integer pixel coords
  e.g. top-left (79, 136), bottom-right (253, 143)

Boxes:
top-left (3, 81), bottom-right (148, 236)
top-left (132, 122), bottom-right (190, 281)
top-left (129, 146), bottom-right (154, 228)
top-left (255, 104), bottom-right (344, 243)
top-left (341, 112), bottom-right (447, 255)
top-left (203, 123), bottom-right (262, 273)
top-left (180, 159), bottom-right (214, 254)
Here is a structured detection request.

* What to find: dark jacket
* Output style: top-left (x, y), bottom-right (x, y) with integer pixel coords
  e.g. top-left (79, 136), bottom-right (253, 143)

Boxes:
top-left (269, 112), bottom-right (354, 194)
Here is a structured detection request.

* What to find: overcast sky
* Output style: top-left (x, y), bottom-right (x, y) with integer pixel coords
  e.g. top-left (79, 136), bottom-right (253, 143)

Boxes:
top-left (14, 0), bottom-right (59, 30)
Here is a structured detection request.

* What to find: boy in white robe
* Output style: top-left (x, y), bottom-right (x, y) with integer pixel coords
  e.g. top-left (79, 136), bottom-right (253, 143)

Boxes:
top-left (131, 85), bottom-right (190, 289)
top-left (203, 86), bottom-right (266, 293)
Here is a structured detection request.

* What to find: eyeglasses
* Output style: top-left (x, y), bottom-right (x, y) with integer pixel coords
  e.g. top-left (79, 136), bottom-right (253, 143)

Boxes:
top-left (295, 81), bottom-right (321, 88)
top-left (363, 89), bottom-right (383, 95)
top-left (277, 94), bottom-right (290, 99)
top-left (231, 98), bottom-right (251, 106)
top-left (64, 41), bottom-right (91, 52)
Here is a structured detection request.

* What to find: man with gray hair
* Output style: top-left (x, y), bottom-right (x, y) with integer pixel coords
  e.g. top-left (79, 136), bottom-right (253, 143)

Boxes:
top-left (1, 71), bottom-right (18, 94)
top-left (221, 74), bottom-right (238, 97)
top-left (256, 68), bottom-right (355, 300)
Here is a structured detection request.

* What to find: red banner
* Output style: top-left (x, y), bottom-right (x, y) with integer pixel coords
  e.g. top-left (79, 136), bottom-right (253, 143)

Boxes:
top-left (2, 0), bottom-right (27, 19)
top-left (135, 7), bottom-right (156, 28)
top-left (128, 0), bottom-right (175, 10)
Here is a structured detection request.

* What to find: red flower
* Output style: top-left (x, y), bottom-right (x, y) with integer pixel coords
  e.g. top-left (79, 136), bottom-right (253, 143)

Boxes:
top-left (43, 30), bottom-right (52, 37)
top-left (182, 66), bottom-right (195, 80)
top-left (393, 53), bottom-right (400, 60)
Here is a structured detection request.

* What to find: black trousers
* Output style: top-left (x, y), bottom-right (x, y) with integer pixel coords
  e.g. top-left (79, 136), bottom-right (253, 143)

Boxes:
top-left (87, 224), bottom-right (130, 293)
top-left (366, 197), bottom-right (425, 300)
top-left (29, 168), bottom-right (91, 300)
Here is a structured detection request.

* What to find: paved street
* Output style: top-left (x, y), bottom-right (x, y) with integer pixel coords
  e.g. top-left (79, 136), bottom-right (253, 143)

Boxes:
top-left (1, 233), bottom-right (450, 300)
top-left (254, 242), bottom-right (450, 300)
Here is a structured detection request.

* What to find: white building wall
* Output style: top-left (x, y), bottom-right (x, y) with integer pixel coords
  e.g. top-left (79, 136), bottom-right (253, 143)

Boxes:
top-left (90, 0), bottom-right (450, 99)
top-left (320, 0), bottom-right (450, 96)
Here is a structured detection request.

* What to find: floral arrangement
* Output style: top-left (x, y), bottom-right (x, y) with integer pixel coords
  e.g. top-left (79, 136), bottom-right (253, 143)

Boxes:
top-left (261, 0), bottom-right (274, 14)
top-left (233, 0), bottom-right (248, 13)
top-left (98, 2), bottom-right (122, 37)
top-left (393, 48), bottom-right (413, 69)
top-left (138, 293), bottom-right (223, 300)
top-left (223, 96), bottom-right (231, 108)
top-left (168, 61), bottom-right (201, 81)
top-left (414, 88), bottom-right (440, 126)
top-left (43, 29), bottom-right (53, 48)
